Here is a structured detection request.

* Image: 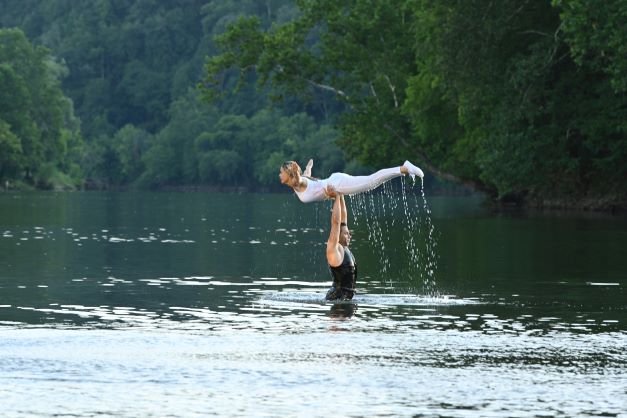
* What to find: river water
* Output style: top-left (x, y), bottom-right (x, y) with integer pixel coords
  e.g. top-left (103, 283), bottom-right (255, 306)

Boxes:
top-left (0, 190), bottom-right (625, 417)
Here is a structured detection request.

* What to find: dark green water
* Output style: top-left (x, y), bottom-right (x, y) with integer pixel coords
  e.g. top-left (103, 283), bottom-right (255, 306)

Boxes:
top-left (1, 191), bottom-right (625, 417)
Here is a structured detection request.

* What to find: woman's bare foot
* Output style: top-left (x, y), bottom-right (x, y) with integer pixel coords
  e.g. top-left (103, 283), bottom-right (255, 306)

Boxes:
top-left (402, 160), bottom-right (424, 179)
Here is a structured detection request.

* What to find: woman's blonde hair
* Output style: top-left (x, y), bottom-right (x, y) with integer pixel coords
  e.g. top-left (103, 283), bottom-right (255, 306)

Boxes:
top-left (281, 161), bottom-right (301, 178)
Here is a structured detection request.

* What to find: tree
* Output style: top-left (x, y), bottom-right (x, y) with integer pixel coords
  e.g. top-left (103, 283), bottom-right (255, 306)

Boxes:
top-left (411, 0), bottom-right (626, 203)
top-left (140, 90), bottom-right (221, 188)
top-left (0, 28), bottom-right (83, 188)
top-left (0, 120), bottom-right (22, 182)
top-left (200, 0), bottom-right (470, 184)
top-left (112, 124), bottom-right (153, 184)
top-left (202, 0), bottom-right (627, 207)
top-left (555, 0), bottom-right (627, 93)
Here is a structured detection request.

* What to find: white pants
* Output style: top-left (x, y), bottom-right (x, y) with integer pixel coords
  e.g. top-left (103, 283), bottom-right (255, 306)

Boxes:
top-left (327, 167), bottom-right (402, 195)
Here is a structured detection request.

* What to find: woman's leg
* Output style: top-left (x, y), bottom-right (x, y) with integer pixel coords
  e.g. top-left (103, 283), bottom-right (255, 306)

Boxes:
top-left (328, 167), bottom-right (403, 195)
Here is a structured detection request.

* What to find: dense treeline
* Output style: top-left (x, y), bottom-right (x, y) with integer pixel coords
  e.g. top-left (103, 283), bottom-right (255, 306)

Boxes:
top-left (0, 0), bottom-right (349, 191)
top-left (0, 28), bottom-right (83, 189)
top-left (1, 1), bottom-right (625, 208)
top-left (204, 0), bottom-right (627, 209)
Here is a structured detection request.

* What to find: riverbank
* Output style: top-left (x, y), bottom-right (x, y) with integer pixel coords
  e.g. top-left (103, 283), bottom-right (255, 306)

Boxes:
top-left (528, 196), bottom-right (627, 213)
top-left (3, 181), bottom-right (626, 213)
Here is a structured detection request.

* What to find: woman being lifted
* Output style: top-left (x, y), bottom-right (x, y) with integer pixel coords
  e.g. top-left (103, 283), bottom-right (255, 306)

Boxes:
top-left (279, 159), bottom-right (424, 203)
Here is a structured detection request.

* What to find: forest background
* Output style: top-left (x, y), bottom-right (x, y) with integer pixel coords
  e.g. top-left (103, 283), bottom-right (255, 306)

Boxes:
top-left (0, 0), bottom-right (625, 209)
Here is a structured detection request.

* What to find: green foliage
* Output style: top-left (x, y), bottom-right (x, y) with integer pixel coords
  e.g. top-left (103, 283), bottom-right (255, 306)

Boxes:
top-left (108, 125), bottom-right (152, 184)
top-left (139, 90), bottom-right (219, 188)
top-left (0, 119), bottom-right (22, 180)
top-left (202, 0), bottom-right (418, 163)
top-left (3, 0), bottom-right (343, 191)
top-left (555, 0), bottom-right (627, 92)
top-left (141, 91), bottom-right (342, 190)
top-left (1, 0), bottom-right (205, 136)
top-left (198, 149), bottom-right (243, 183)
top-left (3, 1), bottom-right (624, 205)
top-left (0, 28), bottom-right (83, 188)
top-left (203, 0), bottom-right (627, 207)
top-left (412, 0), bottom-right (627, 201)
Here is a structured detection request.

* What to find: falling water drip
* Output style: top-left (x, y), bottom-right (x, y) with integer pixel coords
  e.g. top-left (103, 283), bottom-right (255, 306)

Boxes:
top-left (348, 192), bottom-right (391, 283)
top-left (378, 189), bottom-right (395, 276)
top-left (395, 176), bottom-right (440, 296)
top-left (345, 175), bottom-right (440, 296)
top-left (418, 177), bottom-right (439, 296)
top-left (383, 181), bottom-right (399, 228)
top-left (349, 193), bottom-right (363, 228)
top-left (367, 191), bottom-right (391, 276)
top-left (399, 176), bottom-right (424, 287)
top-left (312, 202), bottom-right (324, 280)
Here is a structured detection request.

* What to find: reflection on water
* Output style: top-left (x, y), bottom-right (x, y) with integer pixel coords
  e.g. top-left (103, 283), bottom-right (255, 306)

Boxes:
top-left (0, 191), bottom-right (626, 417)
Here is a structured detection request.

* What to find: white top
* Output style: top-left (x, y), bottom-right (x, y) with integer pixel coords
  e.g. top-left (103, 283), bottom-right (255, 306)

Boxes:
top-left (294, 177), bottom-right (329, 203)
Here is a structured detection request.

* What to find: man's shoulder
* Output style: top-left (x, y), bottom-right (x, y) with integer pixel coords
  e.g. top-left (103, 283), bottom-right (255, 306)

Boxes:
top-left (326, 243), bottom-right (345, 267)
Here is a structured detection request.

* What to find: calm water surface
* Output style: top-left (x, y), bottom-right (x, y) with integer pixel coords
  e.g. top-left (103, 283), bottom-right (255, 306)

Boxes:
top-left (0, 190), bottom-right (625, 417)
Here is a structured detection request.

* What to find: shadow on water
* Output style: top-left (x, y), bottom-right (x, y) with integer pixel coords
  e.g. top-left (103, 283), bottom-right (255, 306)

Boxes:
top-left (328, 303), bottom-right (356, 319)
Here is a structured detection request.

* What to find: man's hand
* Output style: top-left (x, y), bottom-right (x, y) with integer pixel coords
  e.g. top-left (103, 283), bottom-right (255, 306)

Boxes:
top-left (325, 184), bottom-right (338, 199)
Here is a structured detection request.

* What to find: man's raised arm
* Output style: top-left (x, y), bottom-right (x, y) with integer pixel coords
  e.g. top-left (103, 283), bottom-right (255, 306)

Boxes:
top-left (340, 195), bottom-right (347, 227)
top-left (326, 194), bottom-right (343, 267)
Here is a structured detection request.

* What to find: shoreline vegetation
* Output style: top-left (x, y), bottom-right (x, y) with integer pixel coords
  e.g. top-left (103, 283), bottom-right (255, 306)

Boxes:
top-left (1, 1), bottom-right (625, 212)
top-left (2, 180), bottom-right (625, 213)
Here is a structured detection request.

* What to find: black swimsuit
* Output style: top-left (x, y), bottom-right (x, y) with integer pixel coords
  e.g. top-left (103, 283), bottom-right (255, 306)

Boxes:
top-left (326, 247), bottom-right (357, 301)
